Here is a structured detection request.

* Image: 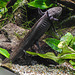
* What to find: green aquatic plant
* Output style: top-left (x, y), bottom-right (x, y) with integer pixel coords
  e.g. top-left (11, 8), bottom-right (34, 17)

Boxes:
top-left (0, 0), bottom-right (9, 8)
top-left (0, 0), bottom-right (22, 18)
top-left (0, 48), bottom-right (10, 58)
top-left (28, 0), bottom-right (57, 9)
top-left (0, 0), bottom-right (23, 27)
top-left (26, 32), bottom-right (75, 68)
top-left (0, 0), bottom-right (9, 18)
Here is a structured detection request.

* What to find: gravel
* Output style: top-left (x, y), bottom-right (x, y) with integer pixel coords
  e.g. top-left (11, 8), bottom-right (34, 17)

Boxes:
top-left (10, 64), bottom-right (74, 75)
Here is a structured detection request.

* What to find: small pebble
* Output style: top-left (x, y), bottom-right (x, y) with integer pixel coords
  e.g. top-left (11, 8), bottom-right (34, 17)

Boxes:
top-left (7, 64), bottom-right (73, 75)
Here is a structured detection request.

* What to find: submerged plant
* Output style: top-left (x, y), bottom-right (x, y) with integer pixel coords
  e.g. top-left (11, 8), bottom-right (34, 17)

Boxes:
top-left (0, 0), bottom-right (9, 18)
top-left (26, 32), bottom-right (75, 68)
top-left (0, 48), bottom-right (10, 58)
top-left (28, 0), bottom-right (57, 9)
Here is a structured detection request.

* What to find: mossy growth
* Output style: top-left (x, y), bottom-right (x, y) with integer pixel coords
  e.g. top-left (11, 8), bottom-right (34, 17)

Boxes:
top-left (14, 30), bottom-right (29, 40)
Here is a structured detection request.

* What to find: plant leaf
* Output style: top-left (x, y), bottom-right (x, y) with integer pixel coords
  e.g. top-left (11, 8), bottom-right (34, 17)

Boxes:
top-left (44, 38), bottom-right (62, 52)
top-left (69, 60), bottom-right (75, 65)
top-left (69, 36), bottom-right (75, 50)
top-left (26, 51), bottom-right (38, 56)
top-left (28, 0), bottom-right (48, 9)
top-left (26, 51), bottom-right (58, 62)
top-left (60, 53), bottom-right (75, 59)
top-left (0, 48), bottom-right (10, 58)
top-left (60, 32), bottom-right (73, 45)
top-left (58, 41), bottom-right (75, 54)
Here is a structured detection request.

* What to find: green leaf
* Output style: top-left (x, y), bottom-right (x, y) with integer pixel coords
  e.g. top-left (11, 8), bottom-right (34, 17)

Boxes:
top-left (44, 38), bottom-right (62, 52)
top-left (28, 0), bottom-right (57, 9)
top-left (73, 66), bottom-right (75, 69)
top-left (28, 0), bottom-right (48, 9)
top-left (0, 0), bottom-right (9, 8)
top-left (69, 36), bottom-right (75, 50)
top-left (60, 53), bottom-right (75, 59)
top-left (60, 32), bottom-right (73, 45)
top-left (56, 59), bottom-right (66, 65)
top-left (0, 7), bottom-right (8, 14)
top-left (26, 51), bottom-right (58, 62)
top-left (58, 41), bottom-right (75, 54)
top-left (0, 14), bottom-right (2, 18)
top-left (26, 51), bottom-right (38, 56)
top-left (0, 48), bottom-right (10, 58)
top-left (69, 60), bottom-right (75, 65)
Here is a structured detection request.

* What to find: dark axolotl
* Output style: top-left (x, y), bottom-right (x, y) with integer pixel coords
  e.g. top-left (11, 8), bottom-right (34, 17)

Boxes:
top-left (2, 7), bottom-right (62, 64)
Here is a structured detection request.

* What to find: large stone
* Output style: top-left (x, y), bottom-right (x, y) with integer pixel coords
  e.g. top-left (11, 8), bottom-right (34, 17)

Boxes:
top-left (0, 23), bottom-right (28, 50)
top-left (57, 26), bottom-right (75, 37)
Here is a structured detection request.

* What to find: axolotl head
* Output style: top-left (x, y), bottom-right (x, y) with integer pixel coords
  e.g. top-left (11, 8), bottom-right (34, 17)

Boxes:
top-left (46, 7), bottom-right (62, 21)
top-left (38, 7), bottom-right (62, 21)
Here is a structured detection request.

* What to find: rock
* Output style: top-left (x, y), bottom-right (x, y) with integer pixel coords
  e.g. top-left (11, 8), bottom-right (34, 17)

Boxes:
top-left (60, 15), bottom-right (75, 28)
top-left (56, 15), bottom-right (75, 37)
top-left (57, 26), bottom-right (75, 37)
top-left (0, 23), bottom-right (29, 50)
